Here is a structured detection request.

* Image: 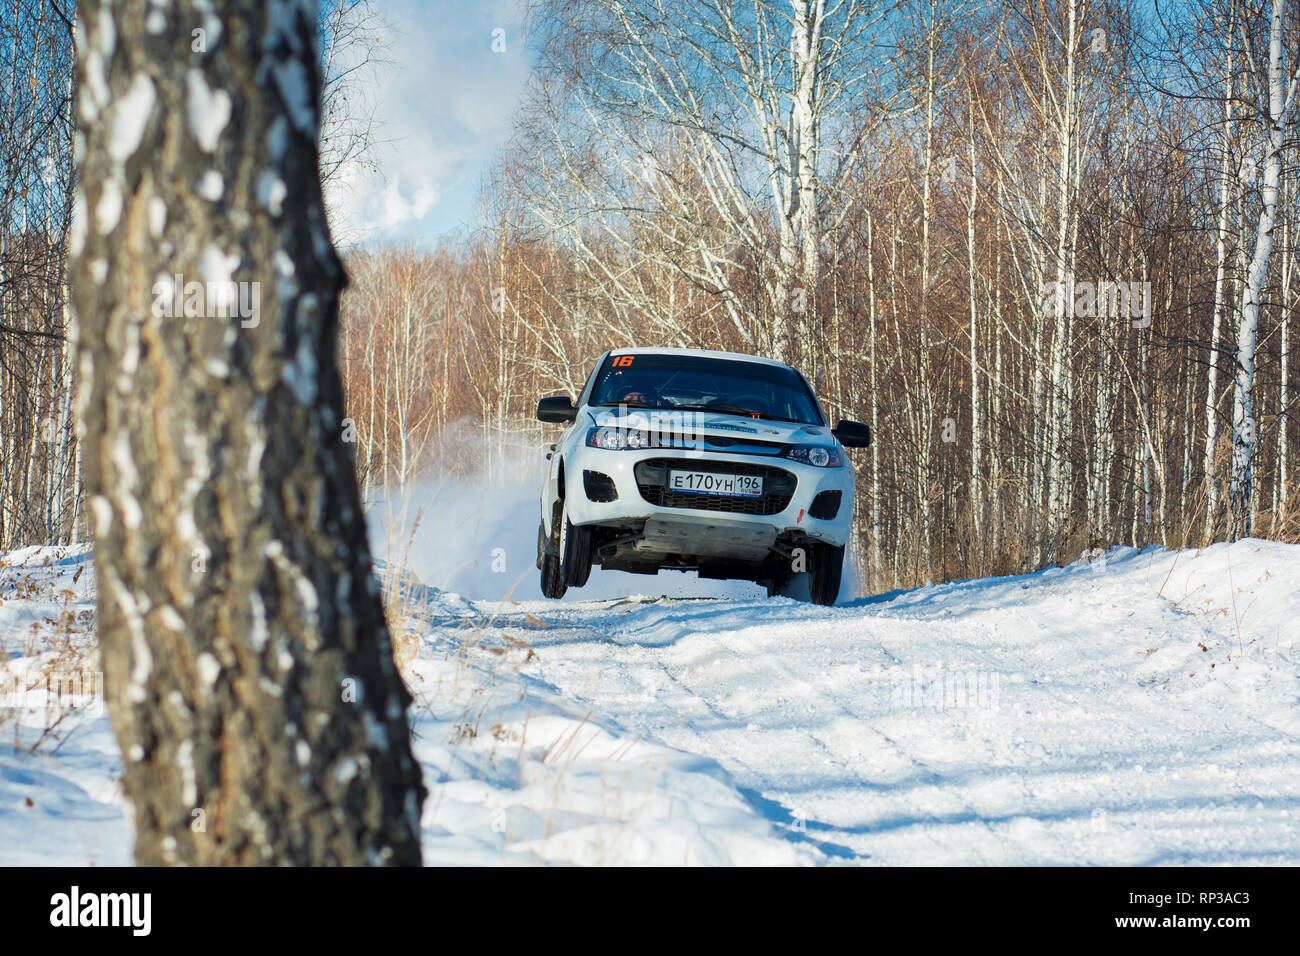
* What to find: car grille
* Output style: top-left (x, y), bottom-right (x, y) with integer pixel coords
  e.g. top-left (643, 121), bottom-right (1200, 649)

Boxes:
top-left (634, 458), bottom-right (796, 516)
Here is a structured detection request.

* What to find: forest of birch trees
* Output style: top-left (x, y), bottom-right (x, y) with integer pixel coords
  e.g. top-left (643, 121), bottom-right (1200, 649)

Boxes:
top-left (3, 0), bottom-right (1299, 590)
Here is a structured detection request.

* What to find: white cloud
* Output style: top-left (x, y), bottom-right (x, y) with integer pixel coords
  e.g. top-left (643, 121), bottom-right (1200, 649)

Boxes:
top-left (324, 0), bottom-right (530, 246)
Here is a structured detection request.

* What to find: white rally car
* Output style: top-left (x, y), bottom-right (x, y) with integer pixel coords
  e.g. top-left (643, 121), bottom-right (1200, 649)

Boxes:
top-left (535, 347), bottom-right (870, 604)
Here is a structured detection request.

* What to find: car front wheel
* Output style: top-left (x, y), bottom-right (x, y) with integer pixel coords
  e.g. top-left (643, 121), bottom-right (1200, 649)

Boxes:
top-left (560, 506), bottom-right (593, 588)
top-left (808, 543), bottom-right (844, 606)
top-left (539, 522), bottom-right (566, 598)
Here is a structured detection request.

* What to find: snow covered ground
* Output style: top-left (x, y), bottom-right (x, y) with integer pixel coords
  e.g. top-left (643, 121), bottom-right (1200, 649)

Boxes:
top-left (3, 537), bottom-right (1298, 865)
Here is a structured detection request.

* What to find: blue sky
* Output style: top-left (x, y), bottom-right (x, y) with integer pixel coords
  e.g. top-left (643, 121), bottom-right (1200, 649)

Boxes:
top-left (326, 0), bottom-right (532, 248)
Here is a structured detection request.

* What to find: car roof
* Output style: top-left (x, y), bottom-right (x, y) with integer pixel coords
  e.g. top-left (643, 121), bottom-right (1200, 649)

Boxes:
top-left (605, 346), bottom-right (794, 371)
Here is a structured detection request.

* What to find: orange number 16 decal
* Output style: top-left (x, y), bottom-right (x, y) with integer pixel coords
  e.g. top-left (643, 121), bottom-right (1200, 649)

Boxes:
top-left (612, 355), bottom-right (635, 367)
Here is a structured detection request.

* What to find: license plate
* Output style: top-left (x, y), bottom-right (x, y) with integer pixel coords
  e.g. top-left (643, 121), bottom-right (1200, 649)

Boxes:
top-left (668, 470), bottom-right (763, 497)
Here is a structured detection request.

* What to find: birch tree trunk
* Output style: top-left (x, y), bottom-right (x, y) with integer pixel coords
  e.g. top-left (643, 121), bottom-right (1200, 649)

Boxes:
top-left (965, 111), bottom-right (981, 544)
top-left (866, 209), bottom-right (881, 576)
top-left (1278, 210), bottom-right (1292, 523)
top-left (69, 0), bottom-right (425, 866)
top-left (1230, 0), bottom-right (1300, 536)
top-left (789, 0), bottom-right (825, 362)
top-left (1204, 0), bottom-right (1238, 542)
top-left (1043, 0), bottom-right (1081, 564)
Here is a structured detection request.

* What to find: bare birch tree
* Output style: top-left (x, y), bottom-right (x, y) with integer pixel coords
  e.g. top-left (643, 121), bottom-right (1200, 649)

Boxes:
top-left (519, 0), bottom-right (894, 363)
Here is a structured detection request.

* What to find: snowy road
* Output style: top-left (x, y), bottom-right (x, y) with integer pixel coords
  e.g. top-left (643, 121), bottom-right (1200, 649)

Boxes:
top-left (3, 539), bottom-right (1298, 865)
top-left (412, 540), bottom-right (1300, 865)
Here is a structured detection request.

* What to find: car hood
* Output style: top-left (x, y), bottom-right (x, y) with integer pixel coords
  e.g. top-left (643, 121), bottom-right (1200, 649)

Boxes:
top-left (585, 407), bottom-right (832, 445)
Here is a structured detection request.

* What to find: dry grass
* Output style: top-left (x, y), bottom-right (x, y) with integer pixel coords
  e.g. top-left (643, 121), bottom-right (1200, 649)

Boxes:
top-left (0, 549), bottom-right (99, 755)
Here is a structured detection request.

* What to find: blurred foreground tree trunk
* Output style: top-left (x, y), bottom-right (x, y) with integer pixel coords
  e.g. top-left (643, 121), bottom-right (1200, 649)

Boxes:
top-left (68, 0), bottom-right (424, 865)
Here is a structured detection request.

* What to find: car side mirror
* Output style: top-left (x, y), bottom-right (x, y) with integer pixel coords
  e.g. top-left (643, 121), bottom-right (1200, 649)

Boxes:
top-left (537, 396), bottom-right (578, 424)
top-left (832, 419), bottom-right (871, 448)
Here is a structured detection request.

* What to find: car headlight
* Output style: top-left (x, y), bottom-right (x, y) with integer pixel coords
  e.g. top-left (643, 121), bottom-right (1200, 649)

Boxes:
top-left (587, 426), bottom-right (652, 450)
top-left (784, 445), bottom-right (842, 467)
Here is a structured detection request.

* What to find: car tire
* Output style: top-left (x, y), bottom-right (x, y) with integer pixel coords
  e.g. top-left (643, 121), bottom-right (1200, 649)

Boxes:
top-left (561, 508), bottom-right (593, 588)
top-left (808, 543), bottom-right (844, 606)
top-left (539, 523), bottom-right (566, 599)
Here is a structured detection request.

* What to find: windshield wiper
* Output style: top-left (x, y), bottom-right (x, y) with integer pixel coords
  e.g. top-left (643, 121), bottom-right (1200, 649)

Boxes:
top-left (591, 400), bottom-right (661, 409)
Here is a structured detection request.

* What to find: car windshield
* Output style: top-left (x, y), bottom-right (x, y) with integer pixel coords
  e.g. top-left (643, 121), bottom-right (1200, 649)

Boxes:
top-left (589, 353), bottom-right (823, 424)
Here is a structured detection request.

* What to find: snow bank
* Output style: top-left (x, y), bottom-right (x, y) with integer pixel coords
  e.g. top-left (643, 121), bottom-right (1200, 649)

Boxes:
top-left (0, 546), bottom-right (130, 865)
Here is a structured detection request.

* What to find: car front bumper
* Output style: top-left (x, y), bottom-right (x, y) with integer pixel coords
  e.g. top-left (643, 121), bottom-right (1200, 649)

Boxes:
top-left (559, 445), bottom-right (855, 555)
